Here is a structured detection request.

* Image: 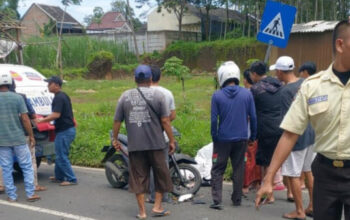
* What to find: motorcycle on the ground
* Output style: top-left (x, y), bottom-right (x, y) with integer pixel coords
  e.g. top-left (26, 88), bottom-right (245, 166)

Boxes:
top-left (101, 128), bottom-right (202, 196)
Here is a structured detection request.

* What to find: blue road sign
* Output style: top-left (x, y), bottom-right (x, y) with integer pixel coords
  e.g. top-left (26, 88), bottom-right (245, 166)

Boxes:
top-left (257, 0), bottom-right (297, 48)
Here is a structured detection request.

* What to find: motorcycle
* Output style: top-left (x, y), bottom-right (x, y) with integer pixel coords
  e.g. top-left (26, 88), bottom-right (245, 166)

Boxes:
top-left (101, 128), bottom-right (202, 196)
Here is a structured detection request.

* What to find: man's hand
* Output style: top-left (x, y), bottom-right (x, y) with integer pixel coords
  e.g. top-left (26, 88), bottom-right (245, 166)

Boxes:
top-left (248, 140), bottom-right (255, 146)
top-left (255, 179), bottom-right (273, 209)
top-left (34, 118), bottom-right (43, 124)
top-left (29, 136), bottom-right (36, 149)
top-left (112, 139), bottom-right (121, 151)
top-left (168, 141), bottom-right (176, 155)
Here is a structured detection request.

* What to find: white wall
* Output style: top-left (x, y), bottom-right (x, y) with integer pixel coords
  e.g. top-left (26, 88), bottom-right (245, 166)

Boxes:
top-left (147, 7), bottom-right (201, 33)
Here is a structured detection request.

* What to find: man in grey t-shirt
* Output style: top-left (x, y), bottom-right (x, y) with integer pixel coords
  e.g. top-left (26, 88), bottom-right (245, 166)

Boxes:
top-left (113, 65), bottom-right (175, 219)
top-left (0, 72), bottom-right (40, 202)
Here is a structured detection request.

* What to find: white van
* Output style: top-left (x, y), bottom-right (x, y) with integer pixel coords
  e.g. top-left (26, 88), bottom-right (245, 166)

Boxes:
top-left (0, 64), bottom-right (55, 167)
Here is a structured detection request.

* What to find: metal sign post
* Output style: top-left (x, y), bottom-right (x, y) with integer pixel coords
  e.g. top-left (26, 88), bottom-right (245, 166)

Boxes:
top-left (257, 0), bottom-right (297, 64)
top-left (264, 40), bottom-right (273, 64)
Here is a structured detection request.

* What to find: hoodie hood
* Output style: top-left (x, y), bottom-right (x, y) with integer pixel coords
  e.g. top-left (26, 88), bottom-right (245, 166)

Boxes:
top-left (259, 76), bottom-right (283, 94)
top-left (221, 85), bottom-right (240, 98)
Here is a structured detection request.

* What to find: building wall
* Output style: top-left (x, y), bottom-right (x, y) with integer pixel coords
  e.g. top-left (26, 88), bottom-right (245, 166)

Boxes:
top-left (270, 31), bottom-right (333, 72)
top-left (21, 5), bottom-right (50, 38)
top-left (88, 31), bottom-right (201, 54)
top-left (147, 8), bottom-right (201, 33)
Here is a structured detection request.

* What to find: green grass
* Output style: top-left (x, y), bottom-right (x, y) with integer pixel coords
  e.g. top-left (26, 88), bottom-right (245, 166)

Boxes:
top-left (64, 76), bottom-right (215, 167)
top-left (10, 36), bottom-right (137, 69)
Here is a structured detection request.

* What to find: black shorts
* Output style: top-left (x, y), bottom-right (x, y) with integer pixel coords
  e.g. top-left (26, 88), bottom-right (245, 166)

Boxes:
top-left (128, 149), bottom-right (173, 194)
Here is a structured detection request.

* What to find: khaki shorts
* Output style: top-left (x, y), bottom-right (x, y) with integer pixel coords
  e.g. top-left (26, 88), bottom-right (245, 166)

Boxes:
top-left (128, 149), bottom-right (172, 194)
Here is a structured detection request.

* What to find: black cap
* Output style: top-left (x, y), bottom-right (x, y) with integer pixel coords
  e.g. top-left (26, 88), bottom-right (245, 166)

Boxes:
top-left (44, 76), bottom-right (63, 86)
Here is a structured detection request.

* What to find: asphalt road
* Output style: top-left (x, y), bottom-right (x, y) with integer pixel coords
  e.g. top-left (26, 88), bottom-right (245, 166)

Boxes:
top-left (0, 164), bottom-right (317, 220)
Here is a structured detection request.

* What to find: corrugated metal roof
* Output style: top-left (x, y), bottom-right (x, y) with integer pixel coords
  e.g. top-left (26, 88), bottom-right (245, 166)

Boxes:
top-left (291, 20), bottom-right (338, 33)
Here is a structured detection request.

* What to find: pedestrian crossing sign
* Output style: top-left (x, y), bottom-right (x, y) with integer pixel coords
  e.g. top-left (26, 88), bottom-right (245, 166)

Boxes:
top-left (257, 1), bottom-right (297, 48)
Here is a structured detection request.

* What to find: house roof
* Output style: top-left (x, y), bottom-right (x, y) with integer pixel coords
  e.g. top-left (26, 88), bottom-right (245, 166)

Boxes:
top-left (291, 20), bottom-right (338, 33)
top-left (87, 12), bottom-right (128, 30)
top-left (22, 3), bottom-right (81, 25)
top-left (186, 4), bottom-right (252, 24)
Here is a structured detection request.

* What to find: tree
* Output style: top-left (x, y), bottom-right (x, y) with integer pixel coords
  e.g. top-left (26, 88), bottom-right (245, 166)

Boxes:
top-left (84, 6), bottom-right (104, 26)
top-left (0, 0), bottom-right (20, 19)
top-left (56, 0), bottom-right (82, 78)
top-left (192, 0), bottom-right (220, 40)
top-left (111, 0), bottom-right (140, 61)
top-left (156, 0), bottom-right (191, 40)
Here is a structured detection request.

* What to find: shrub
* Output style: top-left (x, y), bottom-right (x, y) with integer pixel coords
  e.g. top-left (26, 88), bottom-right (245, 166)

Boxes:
top-left (87, 51), bottom-right (114, 78)
top-left (162, 56), bottom-right (190, 92)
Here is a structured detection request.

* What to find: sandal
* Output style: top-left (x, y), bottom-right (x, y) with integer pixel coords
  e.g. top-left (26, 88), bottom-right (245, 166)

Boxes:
top-left (152, 209), bottom-right (170, 217)
top-left (136, 214), bottom-right (147, 219)
top-left (7, 197), bottom-right (17, 203)
top-left (287, 197), bottom-right (294, 202)
top-left (305, 210), bottom-right (313, 217)
top-left (27, 194), bottom-right (41, 202)
top-left (49, 176), bottom-right (62, 183)
top-left (35, 185), bottom-right (47, 192)
top-left (59, 181), bottom-right (78, 186)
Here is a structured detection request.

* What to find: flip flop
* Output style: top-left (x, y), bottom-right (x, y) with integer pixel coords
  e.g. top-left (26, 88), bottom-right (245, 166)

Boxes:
top-left (136, 214), bottom-right (147, 219)
top-left (282, 213), bottom-right (306, 220)
top-left (59, 181), bottom-right (78, 186)
top-left (287, 197), bottom-right (295, 202)
top-left (27, 194), bottom-right (41, 202)
top-left (305, 210), bottom-right (313, 217)
top-left (35, 185), bottom-right (47, 192)
top-left (152, 210), bottom-right (170, 217)
top-left (49, 176), bottom-right (62, 183)
top-left (7, 197), bottom-right (17, 203)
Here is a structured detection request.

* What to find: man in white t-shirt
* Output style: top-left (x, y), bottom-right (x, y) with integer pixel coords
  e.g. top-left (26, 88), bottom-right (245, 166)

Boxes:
top-left (148, 65), bottom-right (176, 203)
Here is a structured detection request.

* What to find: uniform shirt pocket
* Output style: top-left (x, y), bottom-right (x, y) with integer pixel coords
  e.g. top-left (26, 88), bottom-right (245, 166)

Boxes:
top-left (308, 101), bottom-right (329, 116)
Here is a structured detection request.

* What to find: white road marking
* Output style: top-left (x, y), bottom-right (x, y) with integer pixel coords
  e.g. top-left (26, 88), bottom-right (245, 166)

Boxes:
top-left (0, 200), bottom-right (97, 220)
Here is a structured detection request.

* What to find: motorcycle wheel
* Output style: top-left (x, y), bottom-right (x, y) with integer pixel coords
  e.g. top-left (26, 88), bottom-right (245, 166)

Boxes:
top-left (105, 154), bottom-right (128, 188)
top-left (170, 163), bottom-right (201, 196)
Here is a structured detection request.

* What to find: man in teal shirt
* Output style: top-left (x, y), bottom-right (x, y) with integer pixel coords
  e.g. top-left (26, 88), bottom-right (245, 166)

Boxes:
top-left (0, 72), bottom-right (40, 202)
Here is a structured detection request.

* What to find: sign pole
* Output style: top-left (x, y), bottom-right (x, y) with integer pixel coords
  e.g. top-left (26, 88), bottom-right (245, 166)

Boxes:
top-left (264, 40), bottom-right (273, 64)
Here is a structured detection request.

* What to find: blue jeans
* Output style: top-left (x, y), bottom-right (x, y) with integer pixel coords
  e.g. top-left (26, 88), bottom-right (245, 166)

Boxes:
top-left (0, 144), bottom-right (35, 200)
top-left (54, 127), bottom-right (77, 183)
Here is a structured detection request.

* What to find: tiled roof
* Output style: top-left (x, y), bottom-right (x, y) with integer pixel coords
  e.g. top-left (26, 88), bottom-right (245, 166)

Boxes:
top-left (87, 12), bottom-right (128, 30)
top-left (36, 3), bottom-right (80, 24)
top-left (291, 20), bottom-right (338, 33)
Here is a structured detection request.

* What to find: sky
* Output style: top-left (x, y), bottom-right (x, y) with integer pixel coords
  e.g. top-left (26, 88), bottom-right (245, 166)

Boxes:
top-left (17, 0), bottom-right (157, 25)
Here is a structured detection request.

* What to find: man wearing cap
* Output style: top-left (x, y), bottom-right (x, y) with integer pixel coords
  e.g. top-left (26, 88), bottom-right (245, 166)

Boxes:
top-left (249, 61), bottom-right (284, 203)
top-left (210, 61), bottom-right (257, 210)
top-left (272, 56), bottom-right (315, 219)
top-left (256, 20), bottom-right (350, 220)
top-left (113, 65), bottom-right (175, 219)
top-left (35, 76), bottom-right (77, 186)
top-left (0, 72), bottom-right (40, 202)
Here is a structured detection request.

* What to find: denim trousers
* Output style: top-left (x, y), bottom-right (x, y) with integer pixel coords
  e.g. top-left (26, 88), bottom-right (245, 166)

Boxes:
top-left (54, 127), bottom-right (77, 183)
top-left (0, 144), bottom-right (35, 200)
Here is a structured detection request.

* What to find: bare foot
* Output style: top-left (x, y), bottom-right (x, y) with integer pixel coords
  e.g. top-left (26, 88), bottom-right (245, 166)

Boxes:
top-left (282, 210), bottom-right (306, 219)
